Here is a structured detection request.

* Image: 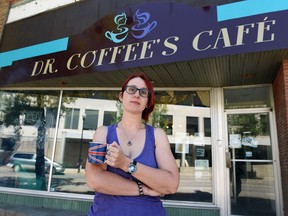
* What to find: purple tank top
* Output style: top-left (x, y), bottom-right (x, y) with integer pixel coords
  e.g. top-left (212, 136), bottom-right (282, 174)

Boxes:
top-left (87, 124), bottom-right (166, 216)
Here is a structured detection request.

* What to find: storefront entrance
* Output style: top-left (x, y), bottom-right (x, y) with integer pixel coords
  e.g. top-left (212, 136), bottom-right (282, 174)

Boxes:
top-left (226, 110), bottom-right (278, 216)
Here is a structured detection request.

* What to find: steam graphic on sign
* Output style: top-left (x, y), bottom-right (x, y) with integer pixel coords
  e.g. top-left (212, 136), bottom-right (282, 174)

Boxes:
top-left (105, 10), bottom-right (157, 43)
top-left (132, 9), bottom-right (157, 39)
top-left (105, 12), bottom-right (129, 43)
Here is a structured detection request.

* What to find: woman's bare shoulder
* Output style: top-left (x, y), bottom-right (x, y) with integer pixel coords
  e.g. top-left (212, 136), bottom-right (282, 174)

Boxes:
top-left (154, 127), bottom-right (166, 136)
top-left (93, 125), bottom-right (108, 142)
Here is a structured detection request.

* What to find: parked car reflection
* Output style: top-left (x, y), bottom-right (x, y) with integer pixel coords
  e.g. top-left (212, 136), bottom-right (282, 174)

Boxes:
top-left (6, 152), bottom-right (65, 174)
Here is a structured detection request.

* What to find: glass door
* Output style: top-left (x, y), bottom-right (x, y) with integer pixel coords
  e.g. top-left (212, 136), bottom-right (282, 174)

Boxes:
top-left (226, 111), bottom-right (277, 216)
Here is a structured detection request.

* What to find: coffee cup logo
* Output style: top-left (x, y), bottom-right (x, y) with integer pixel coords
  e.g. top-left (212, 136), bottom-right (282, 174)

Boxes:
top-left (105, 10), bottom-right (157, 43)
top-left (131, 9), bottom-right (157, 39)
top-left (105, 12), bottom-right (129, 44)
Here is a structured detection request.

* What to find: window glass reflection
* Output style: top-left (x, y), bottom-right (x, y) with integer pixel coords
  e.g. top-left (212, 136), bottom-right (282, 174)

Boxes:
top-left (0, 90), bottom-right (61, 191)
top-left (84, 109), bottom-right (99, 130)
top-left (228, 113), bottom-right (273, 160)
top-left (103, 111), bottom-right (117, 126)
top-left (64, 108), bottom-right (80, 129)
top-left (187, 116), bottom-right (199, 136)
top-left (0, 89), bottom-right (212, 203)
top-left (50, 90), bottom-right (119, 193)
top-left (160, 114), bottom-right (173, 135)
top-left (224, 86), bottom-right (270, 109)
top-left (204, 118), bottom-right (211, 137)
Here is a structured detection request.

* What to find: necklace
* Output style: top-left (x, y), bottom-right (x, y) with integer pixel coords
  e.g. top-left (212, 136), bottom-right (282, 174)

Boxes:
top-left (120, 122), bottom-right (141, 146)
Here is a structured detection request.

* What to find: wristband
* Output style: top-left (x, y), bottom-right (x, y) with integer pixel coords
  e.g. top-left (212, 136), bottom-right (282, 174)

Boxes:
top-left (136, 181), bottom-right (144, 196)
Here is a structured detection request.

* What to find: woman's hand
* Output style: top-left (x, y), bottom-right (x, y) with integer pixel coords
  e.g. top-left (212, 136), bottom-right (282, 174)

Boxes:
top-left (105, 142), bottom-right (130, 171)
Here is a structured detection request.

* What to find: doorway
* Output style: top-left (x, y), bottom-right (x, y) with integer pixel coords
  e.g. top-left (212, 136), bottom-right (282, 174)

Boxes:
top-left (226, 111), bottom-right (277, 216)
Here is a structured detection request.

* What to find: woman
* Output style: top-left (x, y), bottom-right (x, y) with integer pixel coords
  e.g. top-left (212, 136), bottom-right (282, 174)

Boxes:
top-left (86, 73), bottom-right (179, 216)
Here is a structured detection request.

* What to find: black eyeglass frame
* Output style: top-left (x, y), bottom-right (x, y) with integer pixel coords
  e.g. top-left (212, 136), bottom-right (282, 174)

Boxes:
top-left (124, 85), bottom-right (150, 98)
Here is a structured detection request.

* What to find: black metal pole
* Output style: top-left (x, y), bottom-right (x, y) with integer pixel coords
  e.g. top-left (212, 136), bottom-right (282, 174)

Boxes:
top-left (77, 113), bottom-right (86, 173)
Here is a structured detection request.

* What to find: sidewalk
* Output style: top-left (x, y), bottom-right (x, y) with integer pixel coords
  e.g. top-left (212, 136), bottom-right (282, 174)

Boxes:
top-left (0, 203), bottom-right (86, 216)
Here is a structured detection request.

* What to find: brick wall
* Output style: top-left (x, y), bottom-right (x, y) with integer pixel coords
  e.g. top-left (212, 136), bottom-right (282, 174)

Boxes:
top-left (273, 59), bottom-right (288, 216)
top-left (0, 0), bottom-right (11, 43)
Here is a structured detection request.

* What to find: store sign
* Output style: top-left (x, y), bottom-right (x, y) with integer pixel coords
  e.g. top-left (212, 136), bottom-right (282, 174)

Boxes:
top-left (0, 1), bottom-right (288, 86)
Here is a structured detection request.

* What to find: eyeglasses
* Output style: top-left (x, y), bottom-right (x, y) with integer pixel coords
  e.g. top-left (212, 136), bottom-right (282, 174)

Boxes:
top-left (125, 85), bottom-right (150, 98)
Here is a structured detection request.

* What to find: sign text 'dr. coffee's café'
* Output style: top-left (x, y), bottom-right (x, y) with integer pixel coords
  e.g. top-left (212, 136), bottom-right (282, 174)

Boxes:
top-left (0, 2), bottom-right (287, 86)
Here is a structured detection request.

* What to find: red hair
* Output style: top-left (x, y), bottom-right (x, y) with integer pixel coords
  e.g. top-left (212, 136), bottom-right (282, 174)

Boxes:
top-left (121, 73), bottom-right (155, 122)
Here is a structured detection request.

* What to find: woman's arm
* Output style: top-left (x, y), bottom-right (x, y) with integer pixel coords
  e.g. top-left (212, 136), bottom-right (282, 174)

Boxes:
top-left (85, 126), bottom-right (136, 196)
top-left (85, 161), bottom-right (139, 196)
top-left (85, 126), bottom-right (163, 196)
top-left (133, 128), bottom-right (180, 194)
top-left (106, 128), bottom-right (180, 195)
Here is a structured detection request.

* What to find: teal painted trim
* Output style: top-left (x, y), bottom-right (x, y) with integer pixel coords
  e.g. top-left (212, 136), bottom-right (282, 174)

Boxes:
top-left (0, 192), bottom-right (220, 215)
top-left (0, 37), bottom-right (69, 68)
top-left (217, 0), bottom-right (288, 21)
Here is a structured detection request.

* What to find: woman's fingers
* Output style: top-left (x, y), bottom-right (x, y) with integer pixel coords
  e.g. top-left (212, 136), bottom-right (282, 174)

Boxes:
top-left (106, 142), bottom-right (127, 168)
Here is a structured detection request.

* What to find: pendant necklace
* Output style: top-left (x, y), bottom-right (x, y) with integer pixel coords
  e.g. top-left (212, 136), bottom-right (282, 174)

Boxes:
top-left (121, 123), bottom-right (141, 146)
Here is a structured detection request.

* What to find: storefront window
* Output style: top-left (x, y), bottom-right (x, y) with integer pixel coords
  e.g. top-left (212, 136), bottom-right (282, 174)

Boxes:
top-left (0, 89), bottom-right (212, 203)
top-left (160, 115), bottom-right (173, 135)
top-left (103, 111), bottom-right (117, 126)
top-left (50, 90), bottom-right (119, 194)
top-left (224, 86), bottom-right (271, 109)
top-left (0, 90), bottom-right (60, 190)
top-left (204, 118), bottom-right (211, 137)
top-left (186, 116), bottom-right (199, 136)
top-left (84, 109), bottom-right (99, 130)
top-left (64, 108), bottom-right (80, 129)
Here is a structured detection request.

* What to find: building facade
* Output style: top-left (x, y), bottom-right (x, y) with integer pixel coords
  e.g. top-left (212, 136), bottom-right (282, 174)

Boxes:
top-left (0, 1), bottom-right (288, 216)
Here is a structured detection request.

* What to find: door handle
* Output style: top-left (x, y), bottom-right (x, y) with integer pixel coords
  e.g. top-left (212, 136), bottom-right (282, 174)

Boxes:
top-left (226, 152), bottom-right (231, 168)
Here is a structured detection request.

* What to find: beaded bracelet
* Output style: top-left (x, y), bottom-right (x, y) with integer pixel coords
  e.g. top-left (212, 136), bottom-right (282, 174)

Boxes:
top-left (136, 181), bottom-right (144, 196)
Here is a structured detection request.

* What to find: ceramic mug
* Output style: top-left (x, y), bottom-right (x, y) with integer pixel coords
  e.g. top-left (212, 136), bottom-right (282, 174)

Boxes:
top-left (88, 142), bottom-right (108, 164)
